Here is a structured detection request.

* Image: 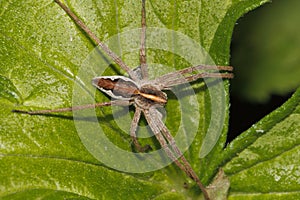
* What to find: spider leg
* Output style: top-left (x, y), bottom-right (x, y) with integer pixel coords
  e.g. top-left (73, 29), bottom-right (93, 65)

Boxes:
top-left (154, 65), bottom-right (233, 89)
top-left (143, 109), bottom-right (188, 173)
top-left (174, 65), bottom-right (233, 75)
top-left (163, 72), bottom-right (233, 88)
top-left (54, 0), bottom-right (138, 81)
top-left (12, 100), bottom-right (131, 115)
top-left (130, 107), bottom-right (151, 152)
top-left (144, 108), bottom-right (210, 199)
top-left (139, 0), bottom-right (148, 80)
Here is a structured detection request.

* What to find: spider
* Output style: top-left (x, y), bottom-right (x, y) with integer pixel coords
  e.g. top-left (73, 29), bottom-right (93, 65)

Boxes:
top-left (13, 1), bottom-right (233, 199)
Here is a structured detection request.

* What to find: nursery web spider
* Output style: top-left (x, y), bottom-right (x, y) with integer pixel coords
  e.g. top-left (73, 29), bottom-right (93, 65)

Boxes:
top-left (13, 0), bottom-right (233, 199)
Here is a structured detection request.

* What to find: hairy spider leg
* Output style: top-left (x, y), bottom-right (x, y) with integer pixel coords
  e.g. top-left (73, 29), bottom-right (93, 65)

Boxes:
top-left (140, 0), bottom-right (148, 80)
top-left (54, 0), bottom-right (139, 81)
top-left (12, 100), bottom-right (131, 115)
top-left (144, 108), bottom-right (210, 200)
top-left (155, 65), bottom-right (233, 89)
top-left (130, 107), bottom-right (152, 152)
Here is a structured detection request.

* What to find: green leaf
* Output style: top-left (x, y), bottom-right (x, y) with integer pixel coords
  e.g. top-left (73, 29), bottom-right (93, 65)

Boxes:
top-left (0, 75), bottom-right (22, 104)
top-left (223, 87), bottom-right (300, 199)
top-left (0, 0), bottom-right (272, 199)
top-left (0, 156), bottom-right (164, 199)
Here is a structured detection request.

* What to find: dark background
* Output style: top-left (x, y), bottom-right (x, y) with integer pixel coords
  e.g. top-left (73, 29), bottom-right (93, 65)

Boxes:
top-left (228, 0), bottom-right (300, 142)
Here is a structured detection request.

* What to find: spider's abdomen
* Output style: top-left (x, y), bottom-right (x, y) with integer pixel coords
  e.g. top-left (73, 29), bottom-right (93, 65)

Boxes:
top-left (93, 76), bottom-right (167, 108)
top-left (92, 76), bottom-right (139, 100)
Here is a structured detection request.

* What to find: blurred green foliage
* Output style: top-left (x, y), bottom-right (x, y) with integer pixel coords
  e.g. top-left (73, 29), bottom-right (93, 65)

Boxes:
top-left (231, 0), bottom-right (300, 103)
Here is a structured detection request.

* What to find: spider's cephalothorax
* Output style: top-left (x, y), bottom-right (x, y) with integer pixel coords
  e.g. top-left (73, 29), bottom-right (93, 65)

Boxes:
top-left (135, 84), bottom-right (167, 109)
